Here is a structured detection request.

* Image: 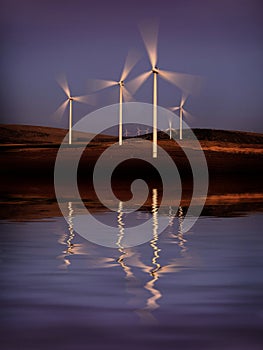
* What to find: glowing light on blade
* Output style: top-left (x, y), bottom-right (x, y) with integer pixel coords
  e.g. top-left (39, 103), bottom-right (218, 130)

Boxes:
top-left (57, 74), bottom-right (71, 98)
top-left (183, 109), bottom-right (195, 123)
top-left (181, 93), bottom-right (188, 108)
top-left (160, 70), bottom-right (203, 95)
top-left (120, 49), bottom-right (141, 82)
top-left (138, 19), bottom-right (159, 68)
top-left (122, 86), bottom-right (134, 102)
top-left (126, 71), bottom-right (151, 94)
top-left (170, 106), bottom-right (180, 111)
top-left (73, 94), bottom-right (97, 106)
top-left (88, 79), bottom-right (117, 92)
top-left (53, 99), bottom-right (69, 122)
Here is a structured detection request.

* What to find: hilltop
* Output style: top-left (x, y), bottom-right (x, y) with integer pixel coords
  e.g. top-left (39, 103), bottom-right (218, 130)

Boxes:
top-left (1, 123), bottom-right (263, 147)
top-left (0, 124), bottom-right (262, 181)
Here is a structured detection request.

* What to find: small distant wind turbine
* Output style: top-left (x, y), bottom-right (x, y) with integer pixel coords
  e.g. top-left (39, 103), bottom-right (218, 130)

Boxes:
top-left (166, 119), bottom-right (174, 140)
top-left (124, 128), bottom-right (131, 138)
top-left (55, 75), bottom-right (94, 144)
top-left (170, 94), bottom-right (193, 140)
top-left (127, 19), bottom-right (203, 158)
top-left (137, 127), bottom-right (143, 136)
top-left (89, 50), bottom-right (140, 145)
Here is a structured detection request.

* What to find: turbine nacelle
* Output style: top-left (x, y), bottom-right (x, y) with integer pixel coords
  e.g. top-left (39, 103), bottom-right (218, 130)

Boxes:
top-left (118, 80), bottom-right (124, 87)
top-left (152, 66), bottom-right (159, 74)
top-left (68, 97), bottom-right (74, 101)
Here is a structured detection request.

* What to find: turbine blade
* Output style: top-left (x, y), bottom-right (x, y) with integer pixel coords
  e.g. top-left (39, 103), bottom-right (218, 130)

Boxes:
top-left (52, 100), bottom-right (69, 122)
top-left (183, 108), bottom-right (195, 123)
top-left (170, 106), bottom-right (180, 111)
top-left (120, 49), bottom-right (141, 82)
top-left (73, 94), bottom-right (97, 106)
top-left (160, 70), bottom-right (204, 95)
top-left (57, 74), bottom-right (71, 98)
top-left (87, 79), bottom-right (117, 92)
top-left (126, 71), bottom-right (151, 94)
top-left (181, 92), bottom-right (188, 108)
top-left (138, 19), bottom-right (159, 68)
top-left (122, 86), bottom-right (135, 102)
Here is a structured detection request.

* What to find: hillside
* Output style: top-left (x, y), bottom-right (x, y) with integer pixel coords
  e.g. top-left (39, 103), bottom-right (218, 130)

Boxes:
top-left (1, 124), bottom-right (263, 146)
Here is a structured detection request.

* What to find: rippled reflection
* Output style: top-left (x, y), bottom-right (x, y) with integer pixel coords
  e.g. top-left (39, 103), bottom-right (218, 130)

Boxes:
top-left (135, 189), bottom-right (162, 324)
top-left (57, 201), bottom-right (75, 269)
top-left (56, 193), bottom-right (193, 323)
top-left (177, 206), bottom-right (187, 252)
top-left (116, 201), bottom-right (134, 279)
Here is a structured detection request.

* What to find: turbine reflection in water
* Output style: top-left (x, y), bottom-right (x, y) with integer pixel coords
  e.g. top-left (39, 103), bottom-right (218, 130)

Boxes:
top-left (58, 202), bottom-right (117, 269)
top-left (116, 201), bottom-right (134, 279)
top-left (56, 194), bottom-right (193, 324)
top-left (139, 189), bottom-right (162, 324)
top-left (57, 201), bottom-right (75, 269)
top-left (177, 205), bottom-right (187, 252)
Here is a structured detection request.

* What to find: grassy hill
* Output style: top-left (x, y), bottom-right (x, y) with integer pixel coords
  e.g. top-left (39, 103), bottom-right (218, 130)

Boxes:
top-left (1, 124), bottom-right (263, 146)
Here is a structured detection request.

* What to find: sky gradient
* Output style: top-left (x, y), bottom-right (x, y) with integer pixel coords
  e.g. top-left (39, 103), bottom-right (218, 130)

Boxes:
top-left (1, 0), bottom-right (263, 132)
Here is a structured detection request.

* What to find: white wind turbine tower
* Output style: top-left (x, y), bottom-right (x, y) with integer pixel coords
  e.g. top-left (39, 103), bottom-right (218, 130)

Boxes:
top-left (167, 119), bottom-right (173, 140)
top-left (127, 19), bottom-right (203, 158)
top-left (170, 93), bottom-right (193, 140)
top-left (55, 75), bottom-right (94, 144)
top-left (89, 50), bottom-right (140, 145)
top-left (124, 128), bottom-right (131, 138)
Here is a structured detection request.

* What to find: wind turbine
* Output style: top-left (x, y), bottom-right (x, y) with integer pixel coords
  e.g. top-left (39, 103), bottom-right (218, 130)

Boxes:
top-left (137, 127), bottom-right (143, 136)
top-left (170, 93), bottom-right (193, 140)
top-left (89, 50), bottom-right (140, 145)
top-left (124, 128), bottom-right (131, 138)
top-left (166, 119), bottom-right (174, 140)
top-left (55, 75), bottom-right (94, 145)
top-left (127, 19), bottom-right (203, 158)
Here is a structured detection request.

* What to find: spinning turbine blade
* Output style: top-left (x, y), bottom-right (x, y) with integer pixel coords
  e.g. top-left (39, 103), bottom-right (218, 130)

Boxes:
top-left (181, 93), bottom-right (188, 108)
top-left (120, 49), bottom-right (141, 82)
top-left (53, 100), bottom-right (69, 122)
top-left (160, 70), bottom-right (203, 95)
top-left (122, 86), bottom-right (135, 102)
top-left (57, 74), bottom-right (71, 98)
top-left (126, 71), bottom-right (151, 94)
top-left (74, 94), bottom-right (97, 106)
top-left (138, 19), bottom-right (159, 68)
top-left (182, 108), bottom-right (195, 123)
top-left (170, 106), bottom-right (180, 111)
top-left (88, 79), bottom-right (117, 92)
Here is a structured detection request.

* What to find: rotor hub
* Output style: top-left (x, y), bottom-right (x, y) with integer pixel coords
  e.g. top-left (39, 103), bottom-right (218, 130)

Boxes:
top-left (152, 66), bottom-right (159, 74)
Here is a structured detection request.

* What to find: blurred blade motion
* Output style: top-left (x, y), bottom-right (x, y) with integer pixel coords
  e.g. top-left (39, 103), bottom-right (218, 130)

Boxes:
top-left (122, 86), bottom-right (135, 102)
top-left (182, 108), bottom-right (195, 123)
top-left (160, 70), bottom-right (204, 95)
top-left (170, 106), bottom-right (180, 111)
top-left (138, 18), bottom-right (159, 68)
top-left (181, 92), bottom-right (188, 108)
top-left (120, 49), bottom-right (141, 82)
top-left (73, 94), bottom-right (97, 106)
top-left (126, 71), bottom-right (151, 94)
top-left (57, 74), bottom-right (71, 98)
top-left (53, 100), bottom-right (69, 122)
top-left (88, 79), bottom-right (117, 92)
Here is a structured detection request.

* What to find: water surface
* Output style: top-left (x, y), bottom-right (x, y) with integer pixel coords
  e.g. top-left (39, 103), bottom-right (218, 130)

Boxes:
top-left (1, 194), bottom-right (263, 350)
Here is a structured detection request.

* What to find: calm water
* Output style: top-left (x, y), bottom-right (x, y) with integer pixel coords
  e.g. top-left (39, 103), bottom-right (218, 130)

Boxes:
top-left (1, 201), bottom-right (263, 350)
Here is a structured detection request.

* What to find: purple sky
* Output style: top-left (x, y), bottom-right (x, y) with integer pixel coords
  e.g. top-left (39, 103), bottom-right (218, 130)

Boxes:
top-left (1, 0), bottom-right (263, 132)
